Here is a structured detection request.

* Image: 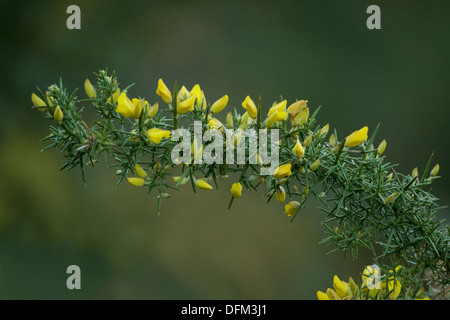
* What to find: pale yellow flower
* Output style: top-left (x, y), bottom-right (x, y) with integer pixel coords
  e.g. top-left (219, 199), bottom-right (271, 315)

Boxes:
top-left (377, 139), bottom-right (387, 156)
top-left (430, 164), bottom-right (440, 177)
top-left (135, 164), bottom-right (147, 179)
top-left (31, 92), bottom-right (47, 112)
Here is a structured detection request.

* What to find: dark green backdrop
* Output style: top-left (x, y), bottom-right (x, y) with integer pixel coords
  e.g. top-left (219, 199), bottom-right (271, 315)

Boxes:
top-left (0, 0), bottom-right (448, 299)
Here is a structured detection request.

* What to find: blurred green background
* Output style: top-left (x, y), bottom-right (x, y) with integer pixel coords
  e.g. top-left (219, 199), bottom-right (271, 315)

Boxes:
top-left (0, 0), bottom-right (449, 299)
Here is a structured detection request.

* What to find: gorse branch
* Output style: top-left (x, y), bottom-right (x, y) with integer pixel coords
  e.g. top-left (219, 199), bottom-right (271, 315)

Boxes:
top-left (31, 70), bottom-right (449, 299)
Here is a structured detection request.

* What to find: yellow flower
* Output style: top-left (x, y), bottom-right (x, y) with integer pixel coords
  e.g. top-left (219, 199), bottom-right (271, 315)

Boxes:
top-left (116, 92), bottom-right (136, 118)
top-left (287, 100), bottom-right (308, 118)
top-left (132, 98), bottom-right (146, 119)
top-left (268, 100), bottom-right (287, 116)
top-left (146, 128), bottom-right (171, 144)
top-left (172, 176), bottom-right (188, 185)
top-left (377, 139), bottom-right (387, 156)
top-left (156, 78), bottom-right (172, 104)
top-left (362, 265), bottom-right (381, 298)
top-left (266, 110), bottom-right (288, 128)
top-left (178, 95), bottom-right (196, 114)
top-left (135, 164), bottom-right (147, 179)
top-left (230, 182), bottom-right (243, 198)
top-left (387, 268), bottom-right (402, 300)
top-left (292, 107), bottom-right (309, 127)
top-left (147, 102), bottom-right (159, 118)
top-left (285, 201), bottom-right (300, 216)
top-left (317, 291), bottom-right (330, 300)
top-left (226, 112), bottom-right (234, 128)
top-left (273, 163), bottom-right (292, 179)
top-left (333, 275), bottom-right (349, 297)
top-left (430, 164), bottom-right (440, 177)
top-left (195, 179), bottom-right (213, 190)
top-left (208, 118), bottom-right (224, 131)
top-left (84, 79), bottom-right (97, 99)
top-left (345, 126), bottom-right (368, 147)
top-left (127, 177), bottom-right (145, 187)
top-left (310, 159), bottom-right (320, 171)
top-left (190, 84), bottom-right (206, 109)
top-left (53, 105), bottom-right (64, 124)
top-left (211, 95), bottom-right (229, 114)
top-left (275, 187), bottom-right (286, 202)
top-left (177, 85), bottom-right (190, 105)
top-left (292, 139), bottom-right (305, 159)
top-left (242, 96), bottom-right (257, 119)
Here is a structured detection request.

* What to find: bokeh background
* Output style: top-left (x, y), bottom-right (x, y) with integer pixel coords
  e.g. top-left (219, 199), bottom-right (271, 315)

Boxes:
top-left (0, 0), bottom-right (449, 299)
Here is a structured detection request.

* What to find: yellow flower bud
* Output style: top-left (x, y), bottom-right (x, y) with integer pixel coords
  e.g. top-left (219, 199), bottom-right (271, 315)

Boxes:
top-left (287, 100), bottom-right (307, 118)
top-left (387, 274), bottom-right (402, 300)
top-left (430, 164), bottom-right (440, 177)
top-left (226, 112), bottom-right (234, 129)
top-left (411, 167), bottom-right (419, 179)
top-left (284, 201), bottom-right (300, 216)
top-left (292, 139), bottom-right (305, 159)
top-left (107, 89), bottom-right (120, 105)
top-left (116, 92), bottom-right (136, 118)
top-left (333, 275), bottom-right (349, 298)
top-left (315, 124), bottom-right (329, 139)
top-left (230, 182), bottom-right (243, 199)
top-left (384, 192), bottom-right (399, 204)
top-left (147, 102), bottom-right (159, 118)
top-left (146, 128), bottom-right (171, 144)
top-left (84, 79), bottom-right (97, 99)
top-left (31, 93), bottom-right (47, 112)
top-left (53, 105), bottom-right (64, 124)
top-left (310, 159), bottom-right (320, 171)
top-left (242, 96), bottom-right (257, 119)
top-left (329, 134), bottom-right (336, 148)
top-left (156, 78), bottom-right (172, 104)
top-left (275, 186), bottom-right (286, 202)
top-left (195, 179), bottom-right (213, 190)
top-left (190, 84), bottom-right (206, 109)
top-left (386, 172), bottom-right (393, 181)
top-left (304, 134), bottom-right (312, 147)
top-left (326, 288), bottom-right (340, 300)
top-left (344, 126), bottom-right (368, 148)
top-left (273, 163), bottom-right (292, 179)
top-left (172, 176), bottom-right (188, 185)
top-left (377, 139), bottom-right (387, 156)
top-left (292, 107), bottom-right (309, 127)
top-left (317, 290), bottom-right (330, 300)
top-left (211, 95), bottom-right (229, 114)
top-left (135, 164), bottom-right (147, 179)
top-left (127, 177), bottom-right (145, 187)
